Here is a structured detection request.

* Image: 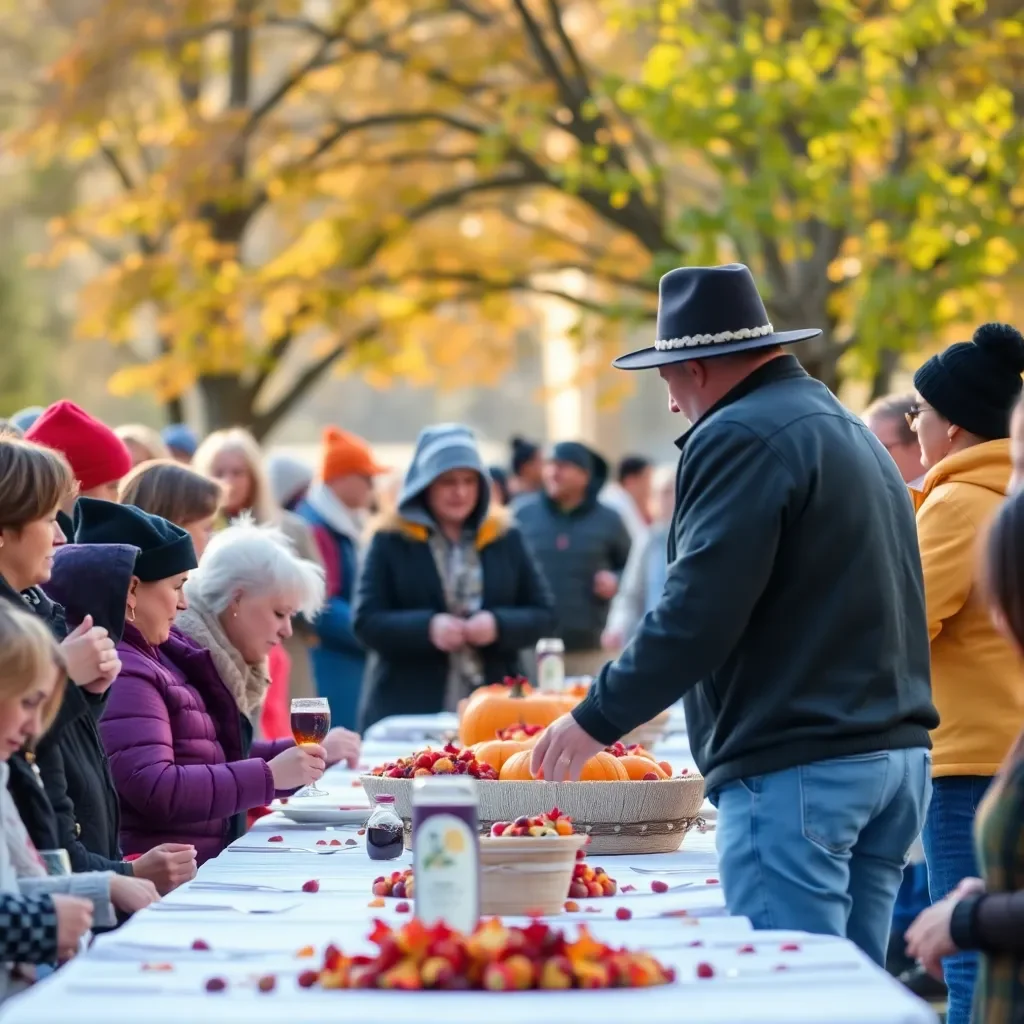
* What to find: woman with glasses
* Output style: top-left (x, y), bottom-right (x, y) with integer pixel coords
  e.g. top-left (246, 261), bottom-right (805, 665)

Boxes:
top-left (908, 322), bottom-right (1024, 1024)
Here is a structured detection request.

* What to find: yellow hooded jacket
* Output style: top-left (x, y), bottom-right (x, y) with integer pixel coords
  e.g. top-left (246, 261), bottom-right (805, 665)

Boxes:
top-left (915, 439), bottom-right (1024, 776)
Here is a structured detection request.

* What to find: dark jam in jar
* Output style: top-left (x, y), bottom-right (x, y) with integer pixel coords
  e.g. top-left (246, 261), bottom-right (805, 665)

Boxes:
top-left (365, 795), bottom-right (404, 861)
top-left (366, 824), bottom-right (404, 860)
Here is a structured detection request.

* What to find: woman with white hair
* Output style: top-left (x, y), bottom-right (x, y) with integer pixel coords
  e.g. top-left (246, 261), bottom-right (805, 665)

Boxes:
top-left (192, 429), bottom-right (323, 728)
top-left (99, 514), bottom-right (360, 863)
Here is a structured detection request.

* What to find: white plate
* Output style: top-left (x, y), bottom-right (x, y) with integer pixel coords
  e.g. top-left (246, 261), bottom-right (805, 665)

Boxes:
top-left (271, 800), bottom-right (370, 825)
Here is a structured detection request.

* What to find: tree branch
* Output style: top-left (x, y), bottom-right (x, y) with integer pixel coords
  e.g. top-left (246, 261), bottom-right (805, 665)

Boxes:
top-left (237, 1), bottom-right (370, 146)
top-left (544, 0), bottom-right (591, 93)
top-left (251, 323), bottom-right (378, 435)
top-left (509, 0), bottom-right (578, 106)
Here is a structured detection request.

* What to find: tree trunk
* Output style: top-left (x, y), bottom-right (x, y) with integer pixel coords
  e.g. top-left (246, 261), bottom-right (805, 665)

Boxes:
top-left (163, 395), bottom-right (185, 425)
top-left (868, 349), bottom-right (901, 402)
top-left (791, 334), bottom-right (843, 393)
top-left (196, 375), bottom-right (257, 435)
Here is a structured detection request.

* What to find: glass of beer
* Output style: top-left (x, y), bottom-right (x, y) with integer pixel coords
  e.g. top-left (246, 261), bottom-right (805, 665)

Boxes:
top-left (290, 697), bottom-right (331, 797)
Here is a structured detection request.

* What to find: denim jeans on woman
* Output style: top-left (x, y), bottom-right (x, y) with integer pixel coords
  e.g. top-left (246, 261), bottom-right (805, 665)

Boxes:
top-left (713, 748), bottom-right (932, 967)
top-left (922, 775), bottom-right (992, 1024)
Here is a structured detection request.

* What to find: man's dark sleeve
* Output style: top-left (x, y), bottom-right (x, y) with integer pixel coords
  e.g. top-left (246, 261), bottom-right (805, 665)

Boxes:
top-left (573, 422), bottom-right (793, 744)
top-left (608, 511), bottom-right (632, 575)
top-left (951, 892), bottom-right (1024, 954)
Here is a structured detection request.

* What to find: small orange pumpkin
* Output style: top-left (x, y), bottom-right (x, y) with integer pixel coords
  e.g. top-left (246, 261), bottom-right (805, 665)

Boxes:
top-left (470, 739), bottom-right (529, 772)
top-left (626, 744), bottom-right (658, 762)
top-left (459, 678), bottom-right (575, 747)
top-left (618, 755), bottom-right (669, 780)
top-left (499, 749), bottom-right (629, 782)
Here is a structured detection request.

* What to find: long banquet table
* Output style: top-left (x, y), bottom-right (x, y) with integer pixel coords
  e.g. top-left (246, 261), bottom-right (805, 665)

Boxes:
top-left (2, 714), bottom-right (938, 1023)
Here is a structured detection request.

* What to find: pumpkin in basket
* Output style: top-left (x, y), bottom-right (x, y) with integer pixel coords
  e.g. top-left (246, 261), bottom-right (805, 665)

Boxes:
top-left (471, 739), bottom-right (531, 772)
top-left (618, 756), bottom-right (670, 780)
top-left (499, 749), bottom-right (629, 782)
top-left (459, 676), bottom-right (575, 746)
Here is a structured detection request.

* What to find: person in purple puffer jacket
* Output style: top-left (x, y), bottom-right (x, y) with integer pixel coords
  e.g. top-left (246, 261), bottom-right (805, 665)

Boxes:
top-left (84, 504), bottom-right (359, 863)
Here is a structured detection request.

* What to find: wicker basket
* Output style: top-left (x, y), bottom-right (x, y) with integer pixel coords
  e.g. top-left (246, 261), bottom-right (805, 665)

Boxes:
top-left (478, 834), bottom-right (587, 915)
top-left (359, 774), bottom-right (705, 856)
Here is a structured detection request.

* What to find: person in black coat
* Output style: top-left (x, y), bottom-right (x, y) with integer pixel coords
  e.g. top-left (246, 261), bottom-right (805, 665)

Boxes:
top-left (534, 264), bottom-right (937, 970)
top-left (354, 424), bottom-right (556, 730)
top-left (0, 437), bottom-right (195, 895)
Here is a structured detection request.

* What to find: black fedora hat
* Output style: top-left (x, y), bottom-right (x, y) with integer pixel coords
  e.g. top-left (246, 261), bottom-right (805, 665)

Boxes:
top-left (614, 263), bottom-right (821, 370)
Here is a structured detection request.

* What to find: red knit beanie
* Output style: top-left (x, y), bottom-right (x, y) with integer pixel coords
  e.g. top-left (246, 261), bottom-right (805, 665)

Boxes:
top-left (26, 400), bottom-right (133, 492)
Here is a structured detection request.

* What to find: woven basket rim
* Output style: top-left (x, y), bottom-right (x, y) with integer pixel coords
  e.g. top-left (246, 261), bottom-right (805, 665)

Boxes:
top-left (479, 833), bottom-right (588, 852)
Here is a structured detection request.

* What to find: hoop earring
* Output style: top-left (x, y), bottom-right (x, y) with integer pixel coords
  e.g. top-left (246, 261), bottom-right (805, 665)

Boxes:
top-left (126, 605), bottom-right (136, 623)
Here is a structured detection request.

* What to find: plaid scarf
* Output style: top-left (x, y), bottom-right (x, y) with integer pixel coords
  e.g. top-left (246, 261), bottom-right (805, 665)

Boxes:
top-left (427, 531), bottom-right (484, 710)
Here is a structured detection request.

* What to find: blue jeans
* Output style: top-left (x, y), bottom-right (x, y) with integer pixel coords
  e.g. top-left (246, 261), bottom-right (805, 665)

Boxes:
top-left (892, 860), bottom-right (931, 936)
top-left (714, 748), bottom-right (932, 967)
top-left (922, 776), bottom-right (991, 1024)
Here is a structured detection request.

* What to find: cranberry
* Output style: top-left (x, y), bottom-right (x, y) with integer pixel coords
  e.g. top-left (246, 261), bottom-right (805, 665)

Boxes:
top-left (695, 962), bottom-right (715, 979)
top-left (204, 977), bottom-right (227, 992)
top-left (301, 879), bottom-right (320, 893)
top-left (191, 939), bottom-right (210, 950)
top-left (651, 880), bottom-right (669, 893)
top-left (615, 907), bottom-right (633, 920)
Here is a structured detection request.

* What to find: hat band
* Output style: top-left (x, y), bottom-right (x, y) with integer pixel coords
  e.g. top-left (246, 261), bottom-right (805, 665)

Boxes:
top-left (654, 322), bottom-right (774, 351)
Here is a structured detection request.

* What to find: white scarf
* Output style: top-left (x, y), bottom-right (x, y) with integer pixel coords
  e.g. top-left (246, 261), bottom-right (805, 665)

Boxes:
top-left (176, 594), bottom-right (270, 721)
top-left (303, 481), bottom-right (365, 544)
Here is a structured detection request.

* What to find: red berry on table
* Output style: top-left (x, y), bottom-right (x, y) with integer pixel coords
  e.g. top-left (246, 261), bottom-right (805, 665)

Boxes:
top-left (738, 944), bottom-right (755, 954)
top-left (191, 939), bottom-right (210, 950)
top-left (695, 962), bottom-right (715, 979)
top-left (615, 907), bottom-right (633, 920)
top-left (395, 901), bottom-right (410, 913)
top-left (330, 839), bottom-right (342, 846)
top-left (268, 835), bottom-right (284, 842)
top-left (301, 879), bottom-right (320, 893)
top-left (780, 942), bottom-right (801, 951)
top-left (651, 880), bottom-right (669, 893)
top-left (345, 838), bottom-right (357, 846)
top-left (621, 884), bottom-right (636, 893)
top-left (358, 828), bottom-right (366, 835)
top-left (706, 877), bottom-right (719, 884)
top-left (297, 969), bottom-right (319, 989)
top-left (205, 977), bottom-right (227, 992)
top-left (315, 840), bottom-right (327, 846)
top-left (257, 975), bottom-right (276, 992)
top-left (688, 940), bottom-right (704, 948)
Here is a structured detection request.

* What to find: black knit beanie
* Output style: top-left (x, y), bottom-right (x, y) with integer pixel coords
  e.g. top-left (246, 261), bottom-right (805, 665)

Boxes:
top-left (913, 323), bottom-right (1024, 440)
top-left (73, 497), bottom-right (198, 582)
top-left (510, 435), bottom-right (540, 475)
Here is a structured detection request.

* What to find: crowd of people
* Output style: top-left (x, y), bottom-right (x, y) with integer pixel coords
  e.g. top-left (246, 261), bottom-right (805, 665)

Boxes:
top-left (1, 262), bottom-right (1024, 1023)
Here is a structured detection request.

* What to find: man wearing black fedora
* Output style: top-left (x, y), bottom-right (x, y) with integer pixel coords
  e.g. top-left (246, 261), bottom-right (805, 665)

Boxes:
top-left (532, 264), bottom-right (938, 966)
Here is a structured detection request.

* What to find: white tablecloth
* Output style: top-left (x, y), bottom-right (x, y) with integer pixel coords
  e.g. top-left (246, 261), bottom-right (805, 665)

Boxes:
top-left (1, 716), bottom-right (935, 1023)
